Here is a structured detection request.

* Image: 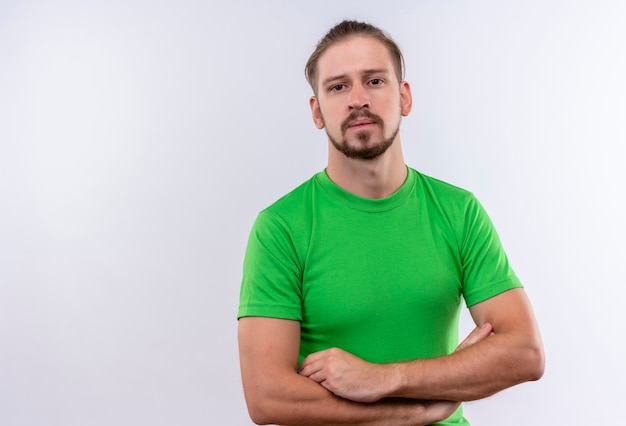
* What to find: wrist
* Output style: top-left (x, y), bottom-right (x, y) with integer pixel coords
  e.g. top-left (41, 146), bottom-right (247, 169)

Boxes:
top-left (381, 362), bottom-right (406, 399)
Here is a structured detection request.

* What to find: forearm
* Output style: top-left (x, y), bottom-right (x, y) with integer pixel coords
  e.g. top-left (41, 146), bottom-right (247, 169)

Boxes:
top-left (298, 297), bottom-right (544, 405)
top-left (388, 329), bottom-right (544, 401)
top-left (387, 290), bottom-right (545, 402)
top-left (238, 317), bottom-right (457, 425)
top-left (244, 371), bottom-right (453, 426)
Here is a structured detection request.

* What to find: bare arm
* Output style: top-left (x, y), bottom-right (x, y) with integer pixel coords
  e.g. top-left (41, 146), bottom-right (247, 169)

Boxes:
top-left (238, 316), bottom-right (462, 426)
top-left (394, 287), bottom-right (545, 401)
top-left (299, 288), bottom-right (545, 403)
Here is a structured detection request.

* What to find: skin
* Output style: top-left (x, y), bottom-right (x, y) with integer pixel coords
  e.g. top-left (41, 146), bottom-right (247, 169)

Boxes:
top-left (239, 319), bottom-right (491, 425)
top-left (239, 35), bottom-right (545, 425)
top-left (310, 35), bottom-right (412, 199)
top-left (298, 288), bottom-right (544, 403)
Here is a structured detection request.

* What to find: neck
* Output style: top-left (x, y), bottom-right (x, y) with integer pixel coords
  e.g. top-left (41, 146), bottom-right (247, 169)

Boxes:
top-left (326, 138), bottom-right (407, 199)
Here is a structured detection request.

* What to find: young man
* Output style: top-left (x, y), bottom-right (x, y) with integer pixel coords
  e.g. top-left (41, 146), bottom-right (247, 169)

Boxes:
top-left (238, 20), bottom-right (544, 425)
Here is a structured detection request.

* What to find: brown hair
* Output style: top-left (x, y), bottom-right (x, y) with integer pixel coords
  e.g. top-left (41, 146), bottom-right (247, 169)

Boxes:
top-left (305, 20), bottom-right (405, 94)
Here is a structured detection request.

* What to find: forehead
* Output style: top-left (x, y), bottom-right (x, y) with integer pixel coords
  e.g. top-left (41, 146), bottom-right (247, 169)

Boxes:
top-left (316, 36), bottom-right (395, 81)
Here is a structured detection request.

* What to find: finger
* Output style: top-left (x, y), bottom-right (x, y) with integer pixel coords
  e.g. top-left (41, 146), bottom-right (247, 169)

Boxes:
top-left (306, 370), bottom-right (328, 385)
top-left (298, 353), bottom-right (321, 374)
top-left (456, 323), bottom-right (492, 352)
top-left (298, 347), bottom-right (340, 374)
top-left (299, 349), bottom-right (331, 367)
top-left (298, 357), bottom-right (326, 376)
top-left (298, 362), bottom-right (315, 376)
top-left (455, 327), bottom-right (480, 352)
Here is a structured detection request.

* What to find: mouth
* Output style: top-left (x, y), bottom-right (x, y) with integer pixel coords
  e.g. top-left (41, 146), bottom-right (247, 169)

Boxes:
top-left (341, 111), bottom-right (383, 134)
top-left (348, 119), bottom-right (376, 129)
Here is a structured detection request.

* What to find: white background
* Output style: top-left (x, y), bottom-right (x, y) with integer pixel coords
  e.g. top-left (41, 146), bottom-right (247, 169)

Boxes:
top-left (1, 1), bottom-right (625, 425)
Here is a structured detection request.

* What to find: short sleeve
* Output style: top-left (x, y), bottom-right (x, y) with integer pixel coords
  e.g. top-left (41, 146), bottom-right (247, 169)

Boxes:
top-left (460, 196), bottom-right (523, 307)
top-left (237, 210), bottom-right (303, 320)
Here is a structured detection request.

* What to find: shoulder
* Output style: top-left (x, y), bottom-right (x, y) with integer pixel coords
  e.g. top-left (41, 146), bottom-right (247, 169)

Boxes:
top-left (249, 173), bottom-right (322, 253)
top-left (265, 175), bottom-right (317, 211)
top-left (410, 168), bottom-right (478, 211)
top-left (258, 173), bottom-right (320, 225)
top-left (408, 168), bottom-right (494, 246)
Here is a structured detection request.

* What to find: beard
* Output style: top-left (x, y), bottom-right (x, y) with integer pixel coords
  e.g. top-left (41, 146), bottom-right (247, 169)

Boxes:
top-left (325, 109), bottom-right (400, 160)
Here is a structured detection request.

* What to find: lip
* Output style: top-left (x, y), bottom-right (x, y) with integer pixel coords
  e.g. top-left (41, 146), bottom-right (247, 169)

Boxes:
top-left (348, 119), bottom-right (375, 128)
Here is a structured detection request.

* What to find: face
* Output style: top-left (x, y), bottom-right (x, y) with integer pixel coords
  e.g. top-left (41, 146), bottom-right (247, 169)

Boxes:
top-left (310, 36), bottom-right (412, 160)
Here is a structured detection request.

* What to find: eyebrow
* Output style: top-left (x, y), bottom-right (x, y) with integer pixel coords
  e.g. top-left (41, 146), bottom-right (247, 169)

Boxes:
top-left (321, 68), bottom-right (390, 87)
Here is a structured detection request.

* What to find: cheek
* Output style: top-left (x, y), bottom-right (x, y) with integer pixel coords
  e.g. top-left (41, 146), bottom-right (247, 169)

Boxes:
top-left (319, 107), bottom-right (341, 128)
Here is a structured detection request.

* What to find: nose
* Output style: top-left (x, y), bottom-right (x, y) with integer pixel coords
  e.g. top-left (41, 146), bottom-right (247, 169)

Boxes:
top-left (348, 84), bottom-right (370, 110)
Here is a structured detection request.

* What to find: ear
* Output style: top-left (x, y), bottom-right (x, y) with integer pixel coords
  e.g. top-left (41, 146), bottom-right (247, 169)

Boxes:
top-left (310, 96), bottom-right (325, 129)
top-left (399, 81), bottom-right (413, 117)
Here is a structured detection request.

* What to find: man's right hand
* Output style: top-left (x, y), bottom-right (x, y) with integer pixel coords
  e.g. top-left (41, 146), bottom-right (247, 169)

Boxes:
top-left (455, 323), bottom-right (493, 353)
top-left (239, 317), bottom-right (476, 426)
top-left (405, 325), bottom-right (495, 424)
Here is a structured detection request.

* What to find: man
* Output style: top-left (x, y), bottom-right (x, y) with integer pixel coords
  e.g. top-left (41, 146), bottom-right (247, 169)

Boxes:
top-left (238, 20), bottom-right (544, 425)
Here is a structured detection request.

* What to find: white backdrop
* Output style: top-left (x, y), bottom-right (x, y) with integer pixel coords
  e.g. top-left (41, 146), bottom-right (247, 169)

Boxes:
top-left (1, 1), bottom-right (625, 425)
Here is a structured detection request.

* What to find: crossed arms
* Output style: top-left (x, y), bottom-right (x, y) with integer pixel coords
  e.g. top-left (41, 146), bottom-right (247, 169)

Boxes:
top-left (238, 288), bottom-right (544, 425)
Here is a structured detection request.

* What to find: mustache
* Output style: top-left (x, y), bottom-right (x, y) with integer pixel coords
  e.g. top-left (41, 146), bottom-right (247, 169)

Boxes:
top-left (341, 110), bottom-right (383, 134)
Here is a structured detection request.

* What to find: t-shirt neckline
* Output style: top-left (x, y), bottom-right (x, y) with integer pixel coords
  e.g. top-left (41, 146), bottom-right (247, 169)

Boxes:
top-left (315, 166), bottom-right (416, 213)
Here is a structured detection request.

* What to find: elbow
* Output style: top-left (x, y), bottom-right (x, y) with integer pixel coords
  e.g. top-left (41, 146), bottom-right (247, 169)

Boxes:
top-left (248, 411), bottom-right (270, 426)
top-left (532, 350), bottom-right (546, 382)
top-left (524, 341), bottom-right (546, 382)
top-left (245, 397), bottom-right (275, 425)
top-left (247, 407), bottom-right (271, 425)
top-left (244, 388), bottom-right (286, 425)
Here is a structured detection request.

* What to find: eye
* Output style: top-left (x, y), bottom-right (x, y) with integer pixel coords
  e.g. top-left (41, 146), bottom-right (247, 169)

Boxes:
top-left (330, 83), bottom-right (346, 92)
top-left (369, 78), bottom-right (384, 86)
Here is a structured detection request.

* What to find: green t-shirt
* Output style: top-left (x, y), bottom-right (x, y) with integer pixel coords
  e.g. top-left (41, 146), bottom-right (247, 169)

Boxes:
top-left (238, 167), bottom-right (522, 425)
